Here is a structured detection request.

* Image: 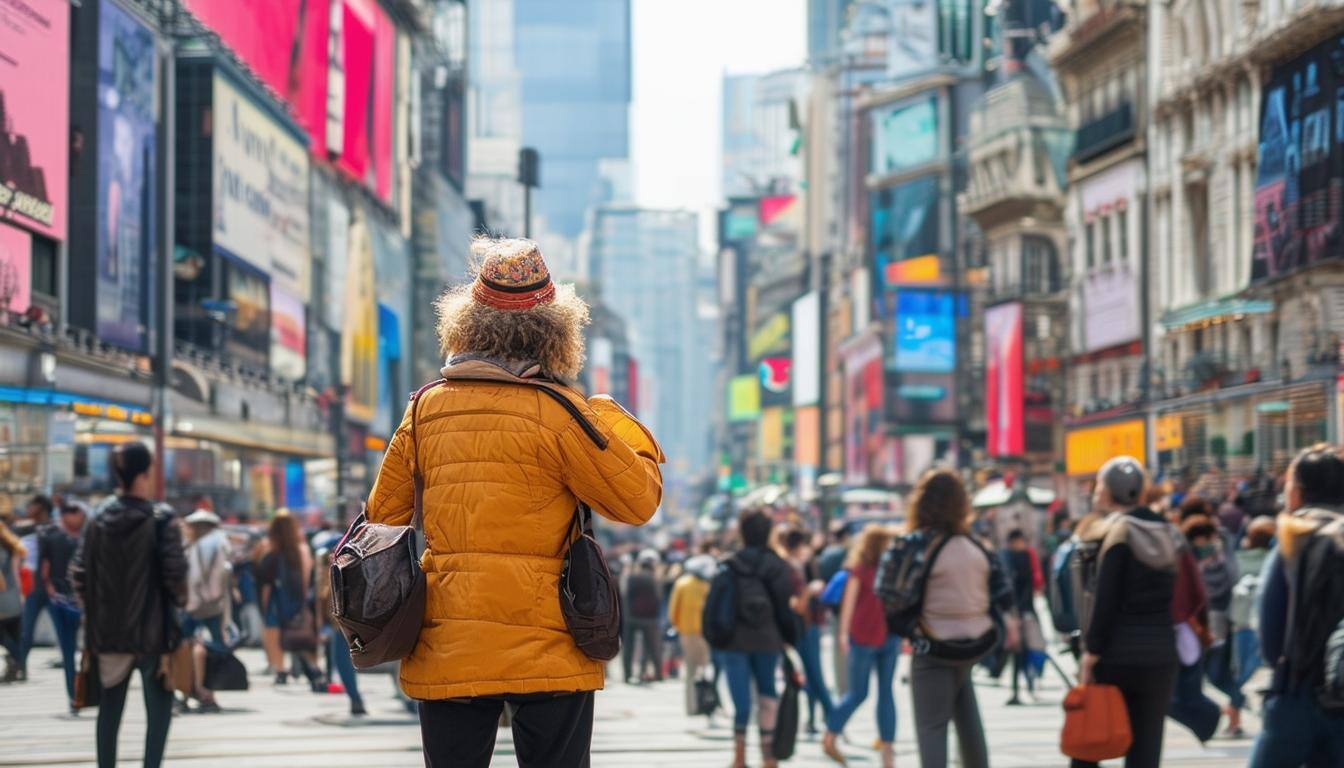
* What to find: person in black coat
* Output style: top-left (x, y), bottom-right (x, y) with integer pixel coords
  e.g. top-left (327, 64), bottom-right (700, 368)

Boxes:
top-left (70, 442), bottom-right (187, 768)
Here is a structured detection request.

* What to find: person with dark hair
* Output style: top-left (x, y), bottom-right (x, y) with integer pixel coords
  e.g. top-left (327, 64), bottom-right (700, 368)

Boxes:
top-left (823, 523), bottom-right (897, 768)
top-left (904, 468), bottom-right (1016, 768)
top-left (779, 527), bottom-right (832, 735)
top-left (14, 494), bottom-right (53, 682)
top-left (39, 500), bottom-right (86, 710)
top-left (1250, 445), bottom-right (1344, 767)
top-left (70, 441), bottom-right (187, 768)
top-left (258, 512), bottom-right (321, 689)
top-left (1001, 529), bottom-right (1040, 705)
top-left (622, 552), bottom-right (664, 684)
top-left (721, 509), bottom-right (799, 768)
top-left (1072, 457), bottom-right (1181, 768)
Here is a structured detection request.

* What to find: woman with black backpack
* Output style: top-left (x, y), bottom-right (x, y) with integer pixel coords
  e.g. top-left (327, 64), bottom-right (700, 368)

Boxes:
top-left (903, 468), bottom-right (1017, 768)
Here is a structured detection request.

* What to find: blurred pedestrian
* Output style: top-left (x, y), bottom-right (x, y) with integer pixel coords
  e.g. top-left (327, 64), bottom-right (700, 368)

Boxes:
top-left (718, 510), bottom-right (799, 768)
top-left (40, 500), bottom-right (86, 709)
top-left (903, 468), bottom-right (1016, 768)
top-left (623, 551), bottom-right (664, 684)
top-left (258, 512), bottom-right (321, 688)
top-left (182, 509), bottom-right (231, 645)
top-left (1001, 529), bottom-right (1040, 705)
top-left (823, 523), bottom-right (897, 768)
top-left (1072, 457), bottom-right (1180, 768)
top-left (1226, 515), bottom-right (1275, 736)
top-left (818, 520), bottom-right (851, 696)
top-left (1181, 511), bottom-right (1243, 734)
top-left (667, 551), bottom-right (714, 716)
top-left (1249, 445), bottom-right (1344, 768)
top-left (314, 547), bottom-right (365, 716)
top-left (780, 527), bottom-right (832, 735)
top-left (15, 494), bottom-right (53, 681)
top-left (365, 237), bottom-right (663, 767)
top-left (0, 517), bottom-right (25, 681)
top-left (70, 442), bottom-right (187, 768)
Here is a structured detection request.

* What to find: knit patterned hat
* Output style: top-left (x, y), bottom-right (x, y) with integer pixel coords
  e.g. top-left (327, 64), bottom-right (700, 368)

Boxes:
top-left (470, 239), bottom-right (557, 311)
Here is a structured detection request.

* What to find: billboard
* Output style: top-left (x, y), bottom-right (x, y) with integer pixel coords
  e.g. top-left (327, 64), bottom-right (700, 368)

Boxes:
top-left (1065, 419), bottom-right (1146, 476)
top-left (1080, 266), bottom-right (1140, 351)
top-left (870, 96), bottom-right (938, 176)
top-left (1252, 35), bottom-right (1344, 281)
top-left (332, 0), bottom-right (397, 204)
top-left (889, 372), bottom-right (956, 424)
top-left (270, 286), bottom-right (306, 381)
top-left (342, 212), bottom-right (378, 425)
top-left (887, 0), bottom-right (938, 77)
top-left (224, 257), bottom-right (270, 371)
top-left (871, 175), bottom-right (941, 293)
top-left (843, 332), bottom-right (886, 485)
top-left (213, 74), bottom-right (311, 298)
top-left (95, 0), bottom-right (156, 351)
top-left (792, 291), bottom-right (821, 407)
top-left (728, 374), bottom-right (761, 422)
top-left (180, 0), bottom-right (329, 150)
top-left (0, 224), bottom-right (30, 314)
top-left (892, 289), bottom-right (955, 373)
top-left (794, 405), bottom-right (820, 467)
top-left (986, 302), bottom-right (1024, 457)
top-left (0, 0), bottom-right (69, 241)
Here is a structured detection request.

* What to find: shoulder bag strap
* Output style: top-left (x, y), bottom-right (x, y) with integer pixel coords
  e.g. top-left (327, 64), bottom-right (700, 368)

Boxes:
top-left (407, 379), bottom-right (447, 532)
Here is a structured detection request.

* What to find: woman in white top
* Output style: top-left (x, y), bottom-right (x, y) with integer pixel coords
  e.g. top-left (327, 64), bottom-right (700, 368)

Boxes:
top-left (906, 469), bottom-right (1019, 768)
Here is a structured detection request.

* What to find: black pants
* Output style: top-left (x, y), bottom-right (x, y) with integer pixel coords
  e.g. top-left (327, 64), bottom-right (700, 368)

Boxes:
top-left (622, 618), bottom-right (662, 682)
top-left (419, 691), bottom-right (594, 768)
top-left (1070, 663), bottom-right (1178, 768)
top-left (97, 657), bottom-right (175, 768)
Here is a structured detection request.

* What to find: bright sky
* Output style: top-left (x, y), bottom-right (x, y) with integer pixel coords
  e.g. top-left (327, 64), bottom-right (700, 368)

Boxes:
top-left (630, 0), bottom-right (806, 245)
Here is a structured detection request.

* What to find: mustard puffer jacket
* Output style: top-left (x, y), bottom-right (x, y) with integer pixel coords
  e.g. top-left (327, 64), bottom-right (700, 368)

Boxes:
top-left (366, 359), bottom-right (664, 700)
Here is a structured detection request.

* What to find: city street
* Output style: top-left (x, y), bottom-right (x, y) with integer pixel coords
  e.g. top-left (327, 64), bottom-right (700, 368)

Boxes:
top-left (1, 647), bottom-right (1260, 767)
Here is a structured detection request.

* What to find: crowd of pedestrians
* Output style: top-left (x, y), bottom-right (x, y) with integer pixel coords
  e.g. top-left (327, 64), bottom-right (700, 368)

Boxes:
top-left (2, 235), bottom-right (1342, 768)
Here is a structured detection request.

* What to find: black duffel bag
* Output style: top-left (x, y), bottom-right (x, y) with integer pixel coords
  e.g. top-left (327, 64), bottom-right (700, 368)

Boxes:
top-left (329, 382), bottom-right (439, 669)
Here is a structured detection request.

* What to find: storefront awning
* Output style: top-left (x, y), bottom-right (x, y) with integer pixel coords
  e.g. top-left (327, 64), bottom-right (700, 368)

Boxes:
top-left (1160, 298), bottom-right (1273, 329)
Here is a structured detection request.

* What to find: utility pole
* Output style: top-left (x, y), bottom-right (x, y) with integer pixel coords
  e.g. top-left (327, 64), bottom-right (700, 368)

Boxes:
top-left (518, 147), bottom-right (540, 238)
top-left (151, 18), bottom-right (176, 501)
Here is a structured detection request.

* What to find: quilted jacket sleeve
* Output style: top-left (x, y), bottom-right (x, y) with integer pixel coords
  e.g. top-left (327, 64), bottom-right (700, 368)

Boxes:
top-left (558, 395), bottom-right (665, 526)
top-left (366, 402), bottom-right (416, 527)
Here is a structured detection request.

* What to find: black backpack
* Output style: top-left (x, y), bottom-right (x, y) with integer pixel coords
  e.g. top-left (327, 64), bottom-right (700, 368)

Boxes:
top-left (702, 562), bottom-right (739, 649)
top-left (874, 531), bottom-right (951, 637)
top-left (1283, 508), bottom-right (1344, 714)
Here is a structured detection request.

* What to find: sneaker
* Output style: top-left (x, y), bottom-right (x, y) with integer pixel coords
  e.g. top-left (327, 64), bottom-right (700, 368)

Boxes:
top-left (196, 701), bottom-right (222, 715)
top-left (274, 672), bottom-right (289, 686)
top-left (1005, 697), bottom-right (1023, 706)
top-left (350, 701), bottom-right (368, 717)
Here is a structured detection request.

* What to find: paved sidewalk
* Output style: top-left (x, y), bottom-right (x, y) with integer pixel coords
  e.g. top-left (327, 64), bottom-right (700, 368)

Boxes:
top-left (0, 647), bottom-right (1260, 766)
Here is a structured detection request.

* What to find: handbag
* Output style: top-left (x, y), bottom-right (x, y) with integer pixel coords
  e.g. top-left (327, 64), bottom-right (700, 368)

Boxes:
top-left (558, 504), bottom-right (622, 661)
top-left (73, 650), bottom-right (101, 709)
top-left (772, 649), bottom-right (803, 760)
top-left (281, 606), bottom-right (319, 652)
top-left (1060, 684), bottom-right (1132, 762)
top-left (203, 646), bottom-right (250, 691)
top-left (692, 672), bottom-right (721, 716)
top-left (162, 640), bottom-right (194, 696)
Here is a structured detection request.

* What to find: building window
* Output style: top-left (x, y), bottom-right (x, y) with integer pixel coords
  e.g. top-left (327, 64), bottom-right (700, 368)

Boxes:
top-left (1023, 235), bottom-right (1060, 294)
top-left (31, 235), bottom-right (57, 299)
top-left (1102, 216), bottom-right (1113, 263)
top-left (1085, 221), bottom-right (1096, 269)
top-left (1118, 209), bottom-right (1128, 262)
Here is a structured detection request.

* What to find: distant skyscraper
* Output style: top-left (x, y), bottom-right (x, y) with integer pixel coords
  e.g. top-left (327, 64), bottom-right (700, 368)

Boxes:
top-left (808, 0), bottom-right (854, 67)
top-left (721, 71), bottom-right (807, 200)
top-left (588, 206), bottom-right (710, 496)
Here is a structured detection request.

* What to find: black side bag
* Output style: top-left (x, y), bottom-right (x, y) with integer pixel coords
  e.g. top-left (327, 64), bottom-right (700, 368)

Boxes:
top-left (559, 504), bottom-right (622, 661)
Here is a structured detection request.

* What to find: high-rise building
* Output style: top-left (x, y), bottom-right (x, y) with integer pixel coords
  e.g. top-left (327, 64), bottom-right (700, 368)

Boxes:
top-left (722, 71), bottom-right (808, 200)
top-left (468, 0), bottom-right (632, 268)
top-left (588, 206), bottom-right (709, 510)
top-left (808, 0), bottom-right (854, 67)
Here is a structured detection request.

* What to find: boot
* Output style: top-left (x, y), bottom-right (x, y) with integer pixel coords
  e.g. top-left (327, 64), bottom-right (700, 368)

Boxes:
top-left (758, 696), bottom-right (779, 768)
top-left (729, 732), bottom-right (748, 768)
top-left (878, 740), bottom-right (894, 768)
top-left (822, 731), bottom-right (847, 766)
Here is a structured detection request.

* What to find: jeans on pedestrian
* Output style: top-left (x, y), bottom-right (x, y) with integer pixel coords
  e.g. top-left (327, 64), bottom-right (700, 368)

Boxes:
top-left (1248, 687), bottom-right (1344, 768)
top-left (1232, 628), bottom-right (1260, 690)
top-left (910, 653), bottom-right (988, 768)
top-left (722, 650), bottom-right (780, 731)
top-left (1070, 662), bottom-right (1177, 768)
top-left (326, 629), bottom-right (362, 708)
top-left (17, 589), bottom-right (47, 672)
top-left (180, 614), bottom-right (225, 645)
top-left (826, 635), bottom-right (899, 743)
top-left (47, 598), bottom-right (80, 702)
top-left (97, 656), bottom-right (175, 768)
top-left (1168, 660), bottom-right (1221, 742)
top-left (798, 624), bottom-right (833, 726)
top-left (418, 691), bottom-right (594, 767)
top-left (1204, 639), bottom-right (1246, 710)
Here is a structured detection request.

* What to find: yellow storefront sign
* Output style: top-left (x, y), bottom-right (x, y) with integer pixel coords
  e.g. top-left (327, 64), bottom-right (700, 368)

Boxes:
top-left (728, 375), bottom-right (761, 422)
top-left (1156, 415), bottom-right (1183, 450)
top-left (1066, 419), bottom-right (1147, 476)
top-left (748, 314), bottom-right (790, 360)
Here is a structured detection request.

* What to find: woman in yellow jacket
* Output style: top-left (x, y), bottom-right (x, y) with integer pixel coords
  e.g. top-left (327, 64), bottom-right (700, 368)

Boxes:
top-left (668, 552), bottom-right (716, 716)
top-left (366, 238), bottom-right (664, 768)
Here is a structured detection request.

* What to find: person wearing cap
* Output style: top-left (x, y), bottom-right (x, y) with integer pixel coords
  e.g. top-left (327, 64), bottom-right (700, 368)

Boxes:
top-left (365, 237), bottom-right (664, 766)
top-left (182, 509), bottom-right (231, 647)
top-left (1071, 457), bottom-right (1182, 768)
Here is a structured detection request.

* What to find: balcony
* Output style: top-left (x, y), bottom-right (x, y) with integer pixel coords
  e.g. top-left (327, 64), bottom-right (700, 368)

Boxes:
top-left (1073, 103), bottom-right (1135, 164)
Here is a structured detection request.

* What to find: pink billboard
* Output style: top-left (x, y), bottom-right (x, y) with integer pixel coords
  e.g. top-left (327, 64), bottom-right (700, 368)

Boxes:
top-left (336, 0), bottom-right (396, 203)
top-left (0, 224), bottom-right (31, 314)
top-left (0, 0), bottom-right (69, 241)
top-left (181, 0), bottom-right (328, 147)
top-left (986, 302), bottom-right (1024, 457)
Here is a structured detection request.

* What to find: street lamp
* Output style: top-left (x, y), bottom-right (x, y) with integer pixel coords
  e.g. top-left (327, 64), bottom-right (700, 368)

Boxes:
top-left (518, 147), bottom-right (541, 238)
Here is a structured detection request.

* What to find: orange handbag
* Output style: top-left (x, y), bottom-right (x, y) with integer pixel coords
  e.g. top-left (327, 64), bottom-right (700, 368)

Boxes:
top-left (1060, 684), bottom-right (1133, 762)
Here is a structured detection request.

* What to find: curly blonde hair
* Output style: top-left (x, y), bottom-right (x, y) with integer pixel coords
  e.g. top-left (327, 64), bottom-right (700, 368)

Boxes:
top-left (434, 239), bottom-right (590, 381)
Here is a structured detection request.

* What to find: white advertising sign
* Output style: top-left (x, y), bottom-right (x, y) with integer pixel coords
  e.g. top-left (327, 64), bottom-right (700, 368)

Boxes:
top-left (213, 75), bottom-right (311, 300)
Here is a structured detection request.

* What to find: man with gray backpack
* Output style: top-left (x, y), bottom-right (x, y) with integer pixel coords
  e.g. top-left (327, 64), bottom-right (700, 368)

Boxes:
top-left (1249, 444), bottom-right (1344, 768)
